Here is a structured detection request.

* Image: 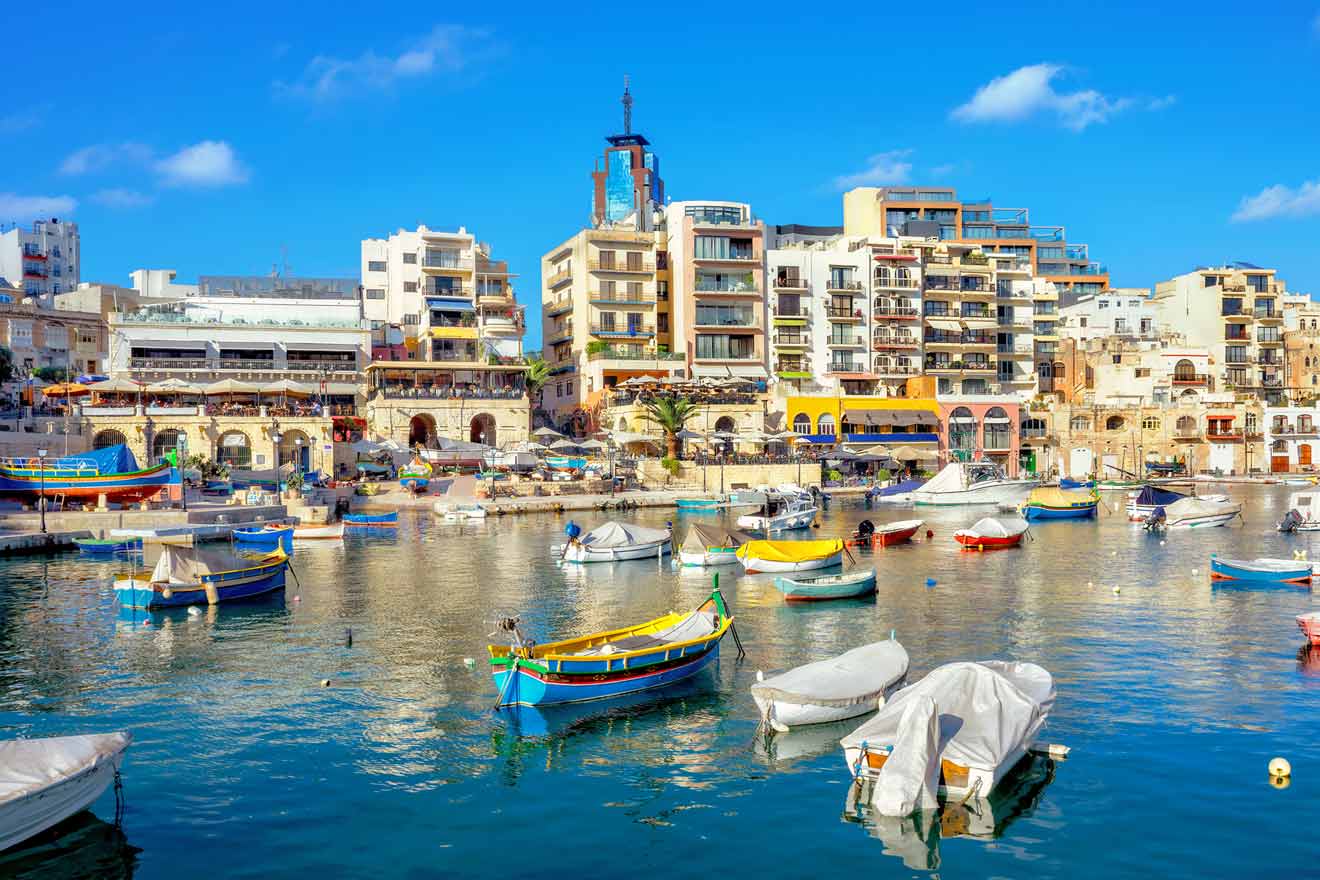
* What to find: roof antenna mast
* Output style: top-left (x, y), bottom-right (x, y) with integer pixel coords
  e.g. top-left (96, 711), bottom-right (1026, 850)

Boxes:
top-left (622, 75), bottom-right (632, 136)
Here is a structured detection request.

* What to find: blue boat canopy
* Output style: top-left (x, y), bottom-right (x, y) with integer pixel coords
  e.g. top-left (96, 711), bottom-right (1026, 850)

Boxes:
top-left (52, 444), bottom-right (140, 474)
top-left (1134, 485), bottom-right (1186, 506)
top-left (877, 478), bottom-right (925, 497)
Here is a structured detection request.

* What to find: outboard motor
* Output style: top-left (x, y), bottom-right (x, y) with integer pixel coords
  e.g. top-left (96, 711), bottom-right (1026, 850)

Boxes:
top-left (1279, 509), bottom-right (1303, 533)
top-left (1144, 506), bottom-right (1167, 532)
top-left (855, 519), bottom-right (876, 542)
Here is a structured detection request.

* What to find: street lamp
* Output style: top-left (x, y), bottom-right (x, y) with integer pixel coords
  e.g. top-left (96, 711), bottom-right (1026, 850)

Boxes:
top-left (37, 447), bottom-right (47, 533)
top-left (272, 431), bottom-right (282, 492)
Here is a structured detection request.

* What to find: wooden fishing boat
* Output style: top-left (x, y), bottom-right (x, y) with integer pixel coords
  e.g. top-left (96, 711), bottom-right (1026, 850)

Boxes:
top-left (72, 537), bottom-right (141, 555)
top-left (1209, 555), bottom-right (1312, 584)
top-left (114, 546), bottom-right (288, 609)
top-left (0, 732), bottom-right (132, 852)
top-left (0, 444), bottom-right (172, 504)
top-left (736, 538), bottom-right (844, 574)
top-left (398, 458), bottom-right (432, 495)
top-left (773, 567), bottom-right (877, 602)
top-left (678, 524), bottom-right (750, 567)
top-left (1297, 612), bottom-right (1320, 647)
top-left (558, 521), bottom-right (671, 563)
top-left (752, 639), bottom-right (908, 729)
top-left (1059, 478), bottom-right (1095, 489)
top-left (292, 522), bottom-right (345, 540)
top-left (488, 590), bottom-right (733, 707)
top-left (873, 519), bottom-right (923, 547)
top-left (1020, 487), bottom-right (1099, 521)
top-left (233, 524), bottom-right (293, 553)
top-left (344, 511), bottom-right (399, 528)
top-left (675, 496), bottom-right (722, 511)
top-left (954, 516), bottom-right (1029, 550)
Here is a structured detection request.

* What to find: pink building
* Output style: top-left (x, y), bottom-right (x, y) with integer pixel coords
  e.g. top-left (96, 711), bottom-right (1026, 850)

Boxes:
top-left (937, 397), bottom-right (1023, 477)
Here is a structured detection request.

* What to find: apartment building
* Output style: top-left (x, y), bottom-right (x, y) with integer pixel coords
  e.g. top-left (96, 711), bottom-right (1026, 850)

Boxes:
top-left (842, 187), bottom-right (1108, 301)
top-left (1058, 289), bottom-right (1157, 342)
top-left (1284, 306), bottom-right (1320, 400)
top-left (0, 219), bottom-right (80, 301)
top-left (0, 298), bottom-right (106, 376)
top-left (1151, 264), bottom-right (1286, 399)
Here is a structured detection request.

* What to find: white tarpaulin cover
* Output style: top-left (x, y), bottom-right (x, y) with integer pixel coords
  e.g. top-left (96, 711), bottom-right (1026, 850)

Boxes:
top-left (841, 661), bottom-right (1055, 773)
top-left (752, 640), bottom-right (909, 709)
top-left (915, 463), bottom-right (967, 496)
top-left (871, 694), bottom-right (941, 815)
top-left (1162, 497), bottom-right (1240, 521)
top-left (580, 521), bottom-right (671, 549)
top-left (959, 516), bottom-right (1029, 540)
top-left (0, 732), bottom-right (132, 850)
top-left (680, 525), bottom-right (752, 556)
top-left (151, 546), bottom-right (270, 584)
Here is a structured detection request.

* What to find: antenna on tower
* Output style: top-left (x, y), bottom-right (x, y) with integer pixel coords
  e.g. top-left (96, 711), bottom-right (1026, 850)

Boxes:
top-left (622, 75), bottom-right (633, 135)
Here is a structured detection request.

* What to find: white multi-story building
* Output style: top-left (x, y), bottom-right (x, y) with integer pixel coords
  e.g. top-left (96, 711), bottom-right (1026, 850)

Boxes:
top-left (361, 226), bottom-right (522, 362)
top-left (1264, 405), bottom-right (1320, 473)
top-left (0, 219), bottom-right (80, 302)
top-left (130, 268), bottom-right (199, 299)
top-left (1058, 289), bottom-right (1156, 342)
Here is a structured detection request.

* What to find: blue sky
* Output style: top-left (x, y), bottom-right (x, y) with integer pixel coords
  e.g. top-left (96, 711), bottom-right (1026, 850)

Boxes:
top-left (3, 1), bottom-right (1319, 351)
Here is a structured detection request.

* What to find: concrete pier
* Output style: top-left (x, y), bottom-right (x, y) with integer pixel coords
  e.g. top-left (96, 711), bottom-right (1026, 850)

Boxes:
top-left (0, 530), bottom-right (91, 556)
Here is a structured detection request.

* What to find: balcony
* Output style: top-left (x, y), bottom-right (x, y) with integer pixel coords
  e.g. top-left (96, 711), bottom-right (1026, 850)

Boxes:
top-left (874, 305), bottom-right (920, 320)
top-left (925, 360), bottom-right (994, 374)
top-left (422, 255), bottom-right (474, 272)
top-left (587, 347), bottom-right (685, 362)
top-left (590, 259), bottom-right (655, 274)
top-left (1257, 333), bottom-right (1283, 345)
top-left (872, 334), bottom-right (919, 350)
top-left (772, 307), bottom-right (810, 319)
top-left (546, 267), bottom-right (572, 288)
top-left (1172, 373), bottom-right (1210, 386)
top-left (691, 251), bottom-right (757, 265)
top-left (872, 274), bottom-right (919, 290)
top-left (774, 334), bottom-right (809, 348)
top-left (695, 284), bottom-right (760, 297)
top-left (1221, 310), bottom-right (1253, 323)
top-left (546, 297), bottom-right (573, 317)
top-left (825, 307), bottom-right (863, 321)
top-left (1206, 427), bottom-right (1243, 441)
top-left (827, 335), bottom-right (866, 348)
top-left (546, 326), bottom-right (574, 344)
top-left (1224, 352), bottom-right (1251, 365)
top-left (591, 324), bottom-right (655, 337)
top-left (872, 362), bottom-right (919, 377)
top-left (773, 276), bottom-right (809, 291)
top-left (825, 280), bottom-right (865, 293)
top-left (589, 292), bottom-right (657, 306)
top-left (694, 320), bottom-right (760, 331)
top-left (827, 362), bottom-right (865, 374)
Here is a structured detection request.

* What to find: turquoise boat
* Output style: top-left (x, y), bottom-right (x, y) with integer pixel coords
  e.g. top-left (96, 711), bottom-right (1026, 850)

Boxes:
top-left (773, 568), bottom-right (877, 602)
top-left (73, 537), bottom-right (142, 556)
top-left (114, 546), bottom-right (288, 609)
top-left (675, 497), bottom-right (722, 511)
top-left (488, 590), bottom-right (733, 708)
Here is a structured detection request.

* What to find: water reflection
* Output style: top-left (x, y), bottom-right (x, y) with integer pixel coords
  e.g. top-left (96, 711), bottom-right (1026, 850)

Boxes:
top-left (0, 812), bottom-right (140, 879)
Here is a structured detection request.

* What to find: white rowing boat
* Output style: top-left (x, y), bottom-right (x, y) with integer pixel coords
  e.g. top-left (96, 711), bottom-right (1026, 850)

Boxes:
top-left (293, 522), bottom-right (345, 540)
top-left (753, 640), bottom-right (908, 729)
top-left (0, 732), bottom-right (131, 852)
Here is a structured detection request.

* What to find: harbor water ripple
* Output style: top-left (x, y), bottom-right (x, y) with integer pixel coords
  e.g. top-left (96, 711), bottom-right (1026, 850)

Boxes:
top-left (1, 485), bottom-right (1318, 877)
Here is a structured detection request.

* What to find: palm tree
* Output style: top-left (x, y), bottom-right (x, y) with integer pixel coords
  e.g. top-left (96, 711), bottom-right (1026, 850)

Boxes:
top-left (640, 396), bottom-right (700, 460)
top-left (523, 353), bottom-right (550, 428)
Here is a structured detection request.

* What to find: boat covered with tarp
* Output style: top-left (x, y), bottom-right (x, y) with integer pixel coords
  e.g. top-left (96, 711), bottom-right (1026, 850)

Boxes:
top-left (841, 660), bottom-right (1055, 809)
top-left (0, 444), bottom-right (173, 503)
top-left (489, 590), bottom-right (733, 707)
top-left (679, 524), bottom-right (751, 567)
top-left (912, 462), bottom-right (1037, 506)
top-left (114, 545), bottom-right (288, 609)
top-left (1145, 496), bottom-right (1241, 530)
top-left (753, 639), bottom-right (909, 729)
top-left (560, 521), bottom-right (672, 563)
top-left (869, 478), bottom-right (926, 504)
top-left (0, 732), bottom-right (132, 852)
top-left (1020, 487), bottom-right (1099, 520)
top-left (1125, 485), bottom-right (1188, 520)
top-left (954, 516), bottom-right (1030, 550)
top-left (736, 538), bottom-right (844, 573)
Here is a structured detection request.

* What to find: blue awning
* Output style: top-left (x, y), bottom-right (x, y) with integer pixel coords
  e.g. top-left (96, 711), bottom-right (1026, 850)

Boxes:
top-left (426, 297), bottom-right (474, 311)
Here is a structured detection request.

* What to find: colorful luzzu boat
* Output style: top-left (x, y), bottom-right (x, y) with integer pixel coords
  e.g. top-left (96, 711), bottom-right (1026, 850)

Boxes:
top-left (114, 546), bottom-right (289, 609)
top-left (399, 458), bottom-right (432, 495)
top-left (488, 590), bottom-right (734, 708)
top-left (1020, 487), bottom-right (1100, 521)
top-left (0, 444), bottom-right (172, 504)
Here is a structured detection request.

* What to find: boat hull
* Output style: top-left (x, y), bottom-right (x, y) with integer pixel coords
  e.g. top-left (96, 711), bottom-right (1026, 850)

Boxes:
top-left (679, 548), bottom-right (739, 567)
top-left (1022, 503), bottom-right (1098, 520)
top-left (1210, 557), bottom-right (1312, 583)
top-left (73, 538), bottom-right (141, 555)
top-left (0, 733), bottom-right (130, 853)
top-left (676, 498), bottom-right (721, 510)
top-left (842, 740), bottom-right (1033, 801)
top-left (344, 512), bottom-right (399, 527)
top-left (563, 539), bottom-right (670, 563)
top-left (113, 561), bottom-right (286, 609)
top-left (1165, 512), bottom-right (1240, 529)
top-left (491, 643), bottom-right (719, 707)
top-left (736, 508), bottom-right (818, 532)
top-left (1298, 613), bottom-right (1320, 646)
top-left (293, 523), bottom-right (345, 540)
top-left (233, 527), bottom-right (293, 554)
top-left (400, 477), bottom-right (430, 494)
top-left (954, 533), bottom-right (1024, 550)
top-left (752, 694), bottom-right (877, 727)
top-left (774, 570), bottom-right (877, 601)
top-left (913, 482), bottom-right (1036, 506)
top-left (0, 461), bottom-right (173, 503)
top-left (872, 521), bottom-right (922, 547)
top-left (739, 550), bottom-right (842, 574)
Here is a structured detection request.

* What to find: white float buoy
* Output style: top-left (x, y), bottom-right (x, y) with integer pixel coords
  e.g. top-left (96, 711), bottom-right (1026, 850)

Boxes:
top-left (1087, 581), bottom-right (1094, 588)
top-left (187, 606), bottom-right (201, 616)
top-left (1112, 586), bottom-right (1121, 594)
top-left (463, 658), bottom-right (476, 668)
top-left (1160, 541), bottom-right (1166, 546)
top-left (1191, 569), bottom-right (1198, 575)
top-left (321, 679), bottom-right (331, 688)
top-left (1269, 757), bottom-right (1292, 778)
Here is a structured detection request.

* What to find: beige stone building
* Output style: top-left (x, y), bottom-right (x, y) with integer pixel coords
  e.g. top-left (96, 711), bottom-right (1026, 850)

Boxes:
top-left (363, 362), bottom-right (530, 449)
top-left (0, 295), bottom-right (107, 377)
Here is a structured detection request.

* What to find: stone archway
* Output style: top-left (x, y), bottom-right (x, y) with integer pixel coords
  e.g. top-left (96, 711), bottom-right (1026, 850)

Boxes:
top-left (93, 429), bottom-right (127, 450)
top-left (714, 416), bottom-right (736, 433)
top-left (278, 429), bottom-right (312, 473)
top-left (151, 428), bottom-right (183, 464)
top-left (409, 414), bottom-right (436, 448)
top-left (216, 431), bottom-right (251, 469)
top-left (470, 413), bottom-right (497, 446)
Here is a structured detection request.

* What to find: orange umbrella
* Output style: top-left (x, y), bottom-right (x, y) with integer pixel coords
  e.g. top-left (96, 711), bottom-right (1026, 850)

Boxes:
top-left (41, 382), bottom-right (91, 398)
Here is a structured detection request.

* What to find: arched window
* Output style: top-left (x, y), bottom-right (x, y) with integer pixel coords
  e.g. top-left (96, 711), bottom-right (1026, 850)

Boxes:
top-left (152, 428), bottom-right (183, 464)
top-left (1052, 362), bottom-right (1065, 379)
top-left (470, 413), bottom-right (497, 446)
top-left (1176, 416), bottom-right (1197, 434)
top-left (1307, 357), bottom-right (1312, 368)
top-left (278, 429), bottom-right (312, 473)
top-left (896, 267), bottom-right (911, 285)
top-left (92, 429), bottom-right (127, 450)
top-left (1173, 358), bottom-right (1196, 381)
top-left (1272, 438), bottom-right (1289, 452)
top-left (1142, 416), bottom-right (1160, 431)
top-left (792, 413), bottom-right (811, 434)
top-left (1070, 416), bottom-right (1091, 432)
top-left (984, 406), bottom-right (1011, 450)
top-left (949, 406), bottom-right (976, 452)
top-left (1105, 415), bottom-right (1125, 431)
top-left (216, 431), bottom-right (251, 469)
top-left (714, 416), bottom-right (736, 433)
top-left (874, 267), bottom-right (891, 287)
top-left (817, 413), bottom-right (835, 436)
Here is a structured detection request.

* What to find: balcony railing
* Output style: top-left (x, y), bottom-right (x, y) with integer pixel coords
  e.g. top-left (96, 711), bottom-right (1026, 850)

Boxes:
top-left (872, 335), bottom-right (919, 348)
top-left (589, 292), bottom-right (657, 305)
top-left (696, 284), bottom-right (759, 295)
top-left (546, 297), bottom-right (572, 316)
top-left (872, 275), bottom-right (919, 289)
top-left (588, 348), bottom-right (685, 362)
top-left (825, 307), bottom-right (863, 319)
top-left (591, 324), bottom-right (656, 336)
top-left (774, 335), bottom-right (809, 346)
top-left (828, 362), bottom-right (864, 373)
top-left (773, 276), bottom-right (808, 290)
top-left (546, 267), bottom-right (572, 288)
top-left (772, 306), bottom-right (810, 318)
top-left (423, 256), bottom-right (474, 270)
top-left (692, 252), bottom-right (756, 263)
top-left (874, 306), bottom-right (920, 318)
top-left (1172, 373), bottom-right (1210, 385)
top-left (828, 335), bottom-right (866, 347)
top-left (590, 259), bottom-right (656, 273)
top-left (873, 363), bottom-right (920, 375)
top-left (825, 280), bottom-right (865, 292)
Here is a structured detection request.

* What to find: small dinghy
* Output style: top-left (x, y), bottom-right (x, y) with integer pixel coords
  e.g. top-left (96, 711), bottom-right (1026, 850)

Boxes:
top-left (773, 567), bottom-right (877, 602)
top-left (1209, 554), bottom-right (1312, 584)
top-left (344, 511), bottom-right (399, 528)
top-left (675, 496), bottom-right (722, 511)
top-left (1297, 612), bottom-right (1320, 647)
top-left (442, 504), bottom-right (488, 522)
top-left (736, 539), bottom-right (844, 573)
top-left (841, 661), bottom-right (1055, 805)
top-left (558, 521), bottom-right (672, 563)
top-left (0, 732), bottom-right (132, 852)
top-left (292, 522), bottom-right (344, 541)
top-left (72, 537), bottom-right (141, 556)
top-left (679, 524), bottom-right (751, 567)
top-left (954, 516), bottom-right (1029, 550)
top-left (233, 524), bottom-right (293, 553)
top-left (753, 639), bottom-right (909, 730)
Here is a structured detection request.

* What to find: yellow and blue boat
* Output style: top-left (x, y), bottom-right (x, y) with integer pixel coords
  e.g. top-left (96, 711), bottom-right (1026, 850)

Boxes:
top-left (1021, 487), bottom-right (1100, 521)
top-left (114, 545), bottom-right (289, 609)
top-left (489, 590), bottom-right (733, 708)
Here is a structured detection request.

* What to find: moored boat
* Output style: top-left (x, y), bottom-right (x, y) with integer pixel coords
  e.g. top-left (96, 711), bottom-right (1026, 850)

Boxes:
top-left (72, 537), bottom-right (141, 555)
top-left (1278, 492), bottom-right (1320, 531)
top-left (679, 524), bottom-right (750, 567)
top-left (954, 516), bottom-right (1029, 550)
top-left (736, 538), bottom-right (844, 573)
top-left (442, 504), bottom-right (487, 521)
top-left (912, 462), bottom-right (1037, 506)
top-left (344, 511), bottom-right (399, 528)
top-left (398, 458), bottom-right (433, 495)
top-left (752, 639), bottom-right (909, 730)
top-left (1297, 612), bottom-right (1320, 646)
top-left (113, 546), bottom-right (288, 609)
top-left (0, 444), bottom-right (172, 504)
top-left (872, 519), bottom-right (924, 547)
top-left (675, 496), bottom-right (723, 511)
top-left (773, 567), bottom-right (877, 602)
top-left (292, 522), bottom-right (345, 540)
top-left (0, 732), bottom-right (132, 852)
top-left (558, 521), bottom-right (672, 563)
top-left (233, 524), bottom-right (294, 553)
top-left (1058, 477), bottom-right (1095, 489)
top-left (869, 478), bottom-right (926, 504)
top-left (1021, 487), bottom-right (1100, 521)
top-left (736, 485), bottom-right (818, 532)
top-left (1209, 554), bottom-right (1311, 583)
top-left (1144, 497), bottom-right (1241, 530)
top-left (840, 660), bottom-right (1055, 805)
top-left (488, 590), bottom-right (733, 707)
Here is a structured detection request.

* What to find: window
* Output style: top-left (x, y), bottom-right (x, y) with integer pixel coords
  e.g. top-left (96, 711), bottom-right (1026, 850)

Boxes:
top-left (1136, 368), bottom-right (1150, 378)
top-left (1246, 412), bottom-right (1258, 433)
top-left (1204, 275), bottom-right (1219, 287)
top-left (1070, 416), bottom-right (1091, 432)
top-left (792, 413), bottom-right (811, 434)
top-left (657, 314), bottom-right (669, 332)
top-left (626, 252), bottom-right (643, 271)
top-left (694, 236), bottom-right (754, 260)
top-left (656, 252), bottom-right (668, 270)
top-left (404, 313), bottom-right (419, 325)
top-left (598, 250), bottom-right (616, 269)
top-left (1142, 416), bottom-right (1160, 430)
top-left (1079, 317), bottom-right (1088, 327)
top-left (695, 304), bottom-right (753, 326)
top-left (817, 413), bottom-right (835, 435)
top-left (565, 381), bottom-right (573, 396)
top-left (368, 261), bottom-right (387, 272)
top-left (365, 289), bottom-right (385, 300)
top-left (1098, 300), bottom-right (1109, 309)
top-left (403, 281), bottom-right (417, 292)
top-left (695, 334), bottom-right (755, 359)
top-left (657, 281), bottom-right (669, 301)
top-left (402, 252), bottom-right (416, 264)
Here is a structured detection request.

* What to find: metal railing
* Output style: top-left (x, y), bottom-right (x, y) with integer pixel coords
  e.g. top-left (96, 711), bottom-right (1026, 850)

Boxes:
top-left (590, 259), bottom-right (656, 273)
top-left (589, 293), bottom-right (657, 305)
top-left (825, 307), bottom-right (862, 319)
top-left (825, 280), bottom-right (865, 292)
top-left (591, 324), bottom-right (655, 335)
top-left (587, 348), bottom-right (684, 362)
top-left (874, 306), bottom-right (920, 318)
top-left (773, 276), bottom-right (808, 289)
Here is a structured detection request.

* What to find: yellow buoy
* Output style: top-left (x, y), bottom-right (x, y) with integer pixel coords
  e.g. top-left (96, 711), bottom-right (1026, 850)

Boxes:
top-left (1270, 774), bottom-right (1291, 790)
top-left (1269, 757), bottom-right (1291, 778)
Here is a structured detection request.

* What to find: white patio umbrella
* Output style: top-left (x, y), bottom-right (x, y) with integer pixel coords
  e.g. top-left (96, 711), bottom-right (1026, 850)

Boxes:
top-left (548, 438), bottom-right (581, 451)
top-left (87, 377), bottom-right (144, 394)
top-left (532, 426), bottom-right (563, 439)
top-left (261, 379), bottom-right (315, 397)
top-left (675, 429), bottom-right (706, 442)
top-left (146, 377), bottom-right (204, 395)
top-left (578, 439), bottom-right (607, 451)
top-left (204, 379), bottom-right (260, 395)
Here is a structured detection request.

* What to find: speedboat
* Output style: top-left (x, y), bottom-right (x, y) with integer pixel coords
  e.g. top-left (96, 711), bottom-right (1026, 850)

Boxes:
top-left (1144, 497), bottom-right (1241, 530)
top-left (558, 521), bottom-right (672, 563)
top-left (752, 639), bottom-right (908, 730)
top-left (954, 516), bottom-right (1029, 550)
top-left (1210, 554), bottom-right (1312, 584)
top-left (841, 661), bottom-right (1055, 810)
top-left (736, 485), bottom-right (818, 532)
top-left (736, 538), bottom-right (844, 574)
top-left (869, 479), bottom-right (926, 504)
top-left (911, 462), bottom-right (1037, 506)
top-left (0, 732), bottom-right (132, 852)
top-left (1126, 485), bottom-right (1228, 521)
top-left (678, 524), bottom-right (751, 567)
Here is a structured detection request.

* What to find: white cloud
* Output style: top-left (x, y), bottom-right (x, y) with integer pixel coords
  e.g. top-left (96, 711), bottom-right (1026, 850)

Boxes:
top-left (1147, 94), bottom-right (1177, 111)
top-left (91, 188), bottom-right (154, 209)
top-left (0, 193), bottom-right (77, 221)
top-left (154, 141), bottom-right (249, 187)
top-left (951, 64), bottom-right (1146, 131)
top-left (274, 25), bottom-right (490, 102)
top-left (832, 150), bottom-right (914, 190)
top-left (1231, 179), bottom-right (1320, 222)
top-left (60, 142), bottom-right (153, 175)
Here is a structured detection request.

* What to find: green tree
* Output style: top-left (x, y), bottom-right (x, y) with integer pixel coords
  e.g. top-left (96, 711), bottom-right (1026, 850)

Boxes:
top-left (32, 365), bottom-right (68, 382)
top-left (0, 346), bottom-right (14, 386)
top-left (523, 354), bottom-right (550, 408)
top-left (640, 396), bottom-right (700, 459)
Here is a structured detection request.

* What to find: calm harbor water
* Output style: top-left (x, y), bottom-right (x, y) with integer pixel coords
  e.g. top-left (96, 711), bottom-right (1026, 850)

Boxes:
top-left (2, 486), bottom-right (1319, 878)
